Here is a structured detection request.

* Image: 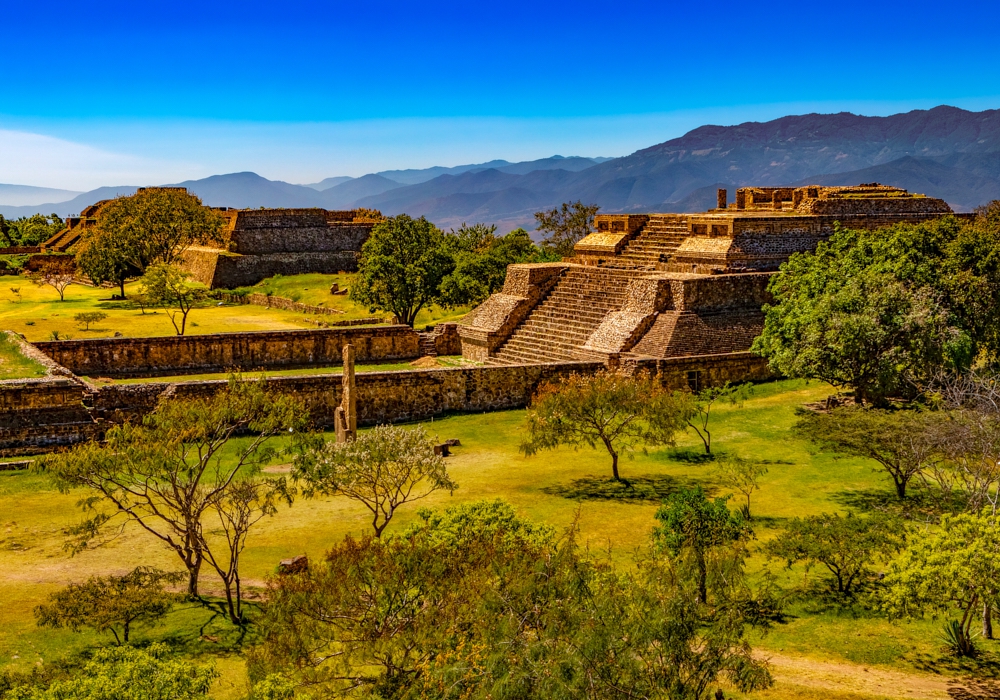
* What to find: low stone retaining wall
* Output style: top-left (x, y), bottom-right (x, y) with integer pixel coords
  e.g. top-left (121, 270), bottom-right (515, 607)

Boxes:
top-left (93, 361), bottom-right (606, 427)
top-left (216, 292), bottom-right (390, 324)
top-left (34, 326), bottom-right (420, 378)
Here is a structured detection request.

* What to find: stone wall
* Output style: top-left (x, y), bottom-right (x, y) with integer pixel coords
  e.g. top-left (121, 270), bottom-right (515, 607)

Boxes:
top-left (459, 263), bottom-right (569, 361)
top-left (34, 326), bottom-right (420, 378)
top-left (92, 362), bottom-right (607, 427)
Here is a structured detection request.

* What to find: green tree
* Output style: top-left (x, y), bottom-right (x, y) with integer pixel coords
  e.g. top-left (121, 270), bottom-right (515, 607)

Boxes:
top-left (76, 230), bottom-right (140, 298)
top-left (752, 214), bottom-right (1000, 404)
top-left (534, 200), bottom-right (599, 258)
top-left (0, 213), bottom-right (64, 247)
top-left (138, 263), bottom-right (206, 335)
top-left (653, 487), bottom-right (751, 603)
top-left (794, 407), bottom-right (943, 500)
top-left (350, 214), bottom-right (454, 327)
top-left (520, 370), bottom-right (689, 481)
top-left (439, 225), bottom-right (553, 306)
top-left (684, 381), bottom-right (753, 454)
top-left (251, 499), bottom-right (773, 700)
top-left (880, 510), bottom-right (1000, 651)
top-left (294, 425), bottom-right (457, 538)
top-left (41, 376), bottom-right (307, 618)
top-left (766, 512), bottom-right (905, 594)
top-left (92, 188), bottom-right (224, 271)
top-left (3, 644), bottom-right (216, 700)
top-left (34, 567), bottom-right (180, 644)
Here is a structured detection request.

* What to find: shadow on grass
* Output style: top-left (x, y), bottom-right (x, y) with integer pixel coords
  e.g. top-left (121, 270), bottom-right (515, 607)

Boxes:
top-left (543, 474), bottom-right (709, 503)
top-left (909, 646), bottom-right (1000, 695)
top-left (832, 487), bottom-right (969, 519)
top-left (663, 448), bottom-right (716, 465)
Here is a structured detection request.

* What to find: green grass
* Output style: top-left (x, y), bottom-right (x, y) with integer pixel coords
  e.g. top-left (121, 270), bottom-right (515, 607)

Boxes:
top-left (241, 272), bottom-right (471, 328)
top-left (0, 333), bottom-right (47, 380)
top-left (0, 273), bottom-right (470, 342)
top-left (83, 356), bottom-right (476, 384)
top-left (0, 277), bottom-right (321, 342)
top-left (0, 378), bottom-right (993, 699)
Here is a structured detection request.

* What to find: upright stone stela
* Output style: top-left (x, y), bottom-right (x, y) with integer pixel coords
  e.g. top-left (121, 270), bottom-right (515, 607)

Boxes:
top-left (335, 344), bottom-right (357, 443)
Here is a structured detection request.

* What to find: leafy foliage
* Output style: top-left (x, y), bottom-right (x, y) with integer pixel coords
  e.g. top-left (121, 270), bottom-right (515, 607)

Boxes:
top-left (795, 407), bottom-right (944, 500)
top-left (90, 188), bottom-right (224, 271)
top-left (2, 643), bottom-right (216, 700)
top-left (753, 215), bottom-right (1000, 404)
top-left (766, 512), bottom-right (905, 594)
top-left (251, 499), bottom-right (773, 700)
top-left (34, 567), bottom-right (181, 644)
top-left (294, 425), bottom-right (457, 537)
top-left (0, 214), bottom-right (63, 247)
top-left (880, 510), bottom-right (1000, 651)
top-left (76, 232), bottom-right (140, 298)
top-left (350, 214), bottom-right (454, 326)
top-left (138, 263), bottom-right (207, 335)
top-left (439, 225), bottom-right (554, 306)
top-left (715, 456), bottom-right (769, 518)
top-left (520, 370), bottom-right (689, 481)
top-left (533, 200), bottom-right (600, 258)
top-left (684, 381), bottom-right (752, 454)
top-left (41, 376), bottom-right (307, 622)
top-left (653, 487), bottom-right (752, 603)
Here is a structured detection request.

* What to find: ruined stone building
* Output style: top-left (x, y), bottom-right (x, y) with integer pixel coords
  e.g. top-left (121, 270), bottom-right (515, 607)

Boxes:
top-left (42, 188), bottom-right (380, 288)
top-left (458, 184), bottom-right (955, 375)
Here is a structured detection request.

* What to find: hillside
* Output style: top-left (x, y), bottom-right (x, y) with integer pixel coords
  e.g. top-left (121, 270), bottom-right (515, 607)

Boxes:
top-left (3, 106), bottom-right (999, 228)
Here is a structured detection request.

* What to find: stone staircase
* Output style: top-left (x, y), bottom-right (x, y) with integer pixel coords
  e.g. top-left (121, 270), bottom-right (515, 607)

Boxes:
top-left (489, 267), bottom-right (635, 364)
top-left (615, 216), bottom-right (689, 268)
top-left (42, 225), bottom-right (84, 253)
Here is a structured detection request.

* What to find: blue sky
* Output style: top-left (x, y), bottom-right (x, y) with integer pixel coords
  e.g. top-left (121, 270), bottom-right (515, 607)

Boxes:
top-left (2, 0), bottom-right (999, 189)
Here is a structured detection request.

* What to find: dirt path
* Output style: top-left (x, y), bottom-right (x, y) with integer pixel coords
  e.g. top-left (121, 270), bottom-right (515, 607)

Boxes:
top-left (763, 652), bottom-right (999, 699)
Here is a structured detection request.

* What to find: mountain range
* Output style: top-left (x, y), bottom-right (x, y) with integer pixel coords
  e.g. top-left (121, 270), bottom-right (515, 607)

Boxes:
top-left (4, 106), bottom-right (1000, 231)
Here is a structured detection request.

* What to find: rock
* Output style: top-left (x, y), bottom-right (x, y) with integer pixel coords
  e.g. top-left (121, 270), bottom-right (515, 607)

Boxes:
top-left (330, 283), bottom-right (339, 294)
top-left (445, 438), bottom-right (461, 447)
top-left (277, 554), bottom-right (309, 575)
top-left (433, 443), bottom-right (451, 457)
top-left (113, 331), bottom-right (124, 338)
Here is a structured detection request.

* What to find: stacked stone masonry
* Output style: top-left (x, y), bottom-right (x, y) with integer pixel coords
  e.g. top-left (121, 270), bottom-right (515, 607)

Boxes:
top-left (35, 326), bottom-right (420, 378)
top-left (461, 184), bottom-right (958, 367)
top-left (42, 188), bottom-right (381, 289)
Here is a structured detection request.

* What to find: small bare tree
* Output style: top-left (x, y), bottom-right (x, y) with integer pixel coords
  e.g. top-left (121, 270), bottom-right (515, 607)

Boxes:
top-left (294, 425), bottom-right (456, 537)
top-left (684, 382), bottom-right (753, 455)
top-left (30, 270), bottom-right (74, 301)
top-left (715, 456), bottom-right (768, 519)
top-left (42, 376), bottom-right (308, 614)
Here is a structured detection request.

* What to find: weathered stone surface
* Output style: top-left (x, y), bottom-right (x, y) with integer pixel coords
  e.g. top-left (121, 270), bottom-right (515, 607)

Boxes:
top-left (34, 326), bottom-right (420, 378)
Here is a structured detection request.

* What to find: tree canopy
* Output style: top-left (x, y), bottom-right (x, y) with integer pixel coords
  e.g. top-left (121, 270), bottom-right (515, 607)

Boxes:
top-left (88, 188), bottom-right (224, 272)
top-left (251, 499), bottom-right (773, 699)
top-left (0, 214), bottom-right (63, 247)
top-left (753, 213), bottom-right (1000, 404)
top-left (439, 224), bottom-right (554, 307)
top-left (41, 376), bottom-right (307, 623)
top-left (350, 214), bottom-right (454, 326)
top-left (534, 200), bottom-right (600, 258)
top-left (520, 370), bottom-right (689, 481)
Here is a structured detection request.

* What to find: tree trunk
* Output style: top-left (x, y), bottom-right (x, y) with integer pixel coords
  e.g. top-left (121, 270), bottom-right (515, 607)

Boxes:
top-left (696, 549), bottom-right (707, 604)
top-left (984, 601), bottom-right (994, 640)
top-left (186, 557), bottom-right (202, 597)
top-left (894, 475), bottom-right (907, 500)
top-left (611, 452), bottom-right (620, 481)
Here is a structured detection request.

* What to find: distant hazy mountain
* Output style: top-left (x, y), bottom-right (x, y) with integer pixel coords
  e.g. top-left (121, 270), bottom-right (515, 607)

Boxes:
top-left (318, 174), bottom-right (403, 209)
top-left (303, 176), bottom-right (354, 191)
top-left (4, 108), bottom-right (1000, 229)
top-left (0, 184), bottom-right (81, 207)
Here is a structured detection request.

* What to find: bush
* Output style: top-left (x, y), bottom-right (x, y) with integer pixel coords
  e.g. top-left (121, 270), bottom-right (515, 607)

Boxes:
top-left (74, 312), bottom-right (107, 331)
